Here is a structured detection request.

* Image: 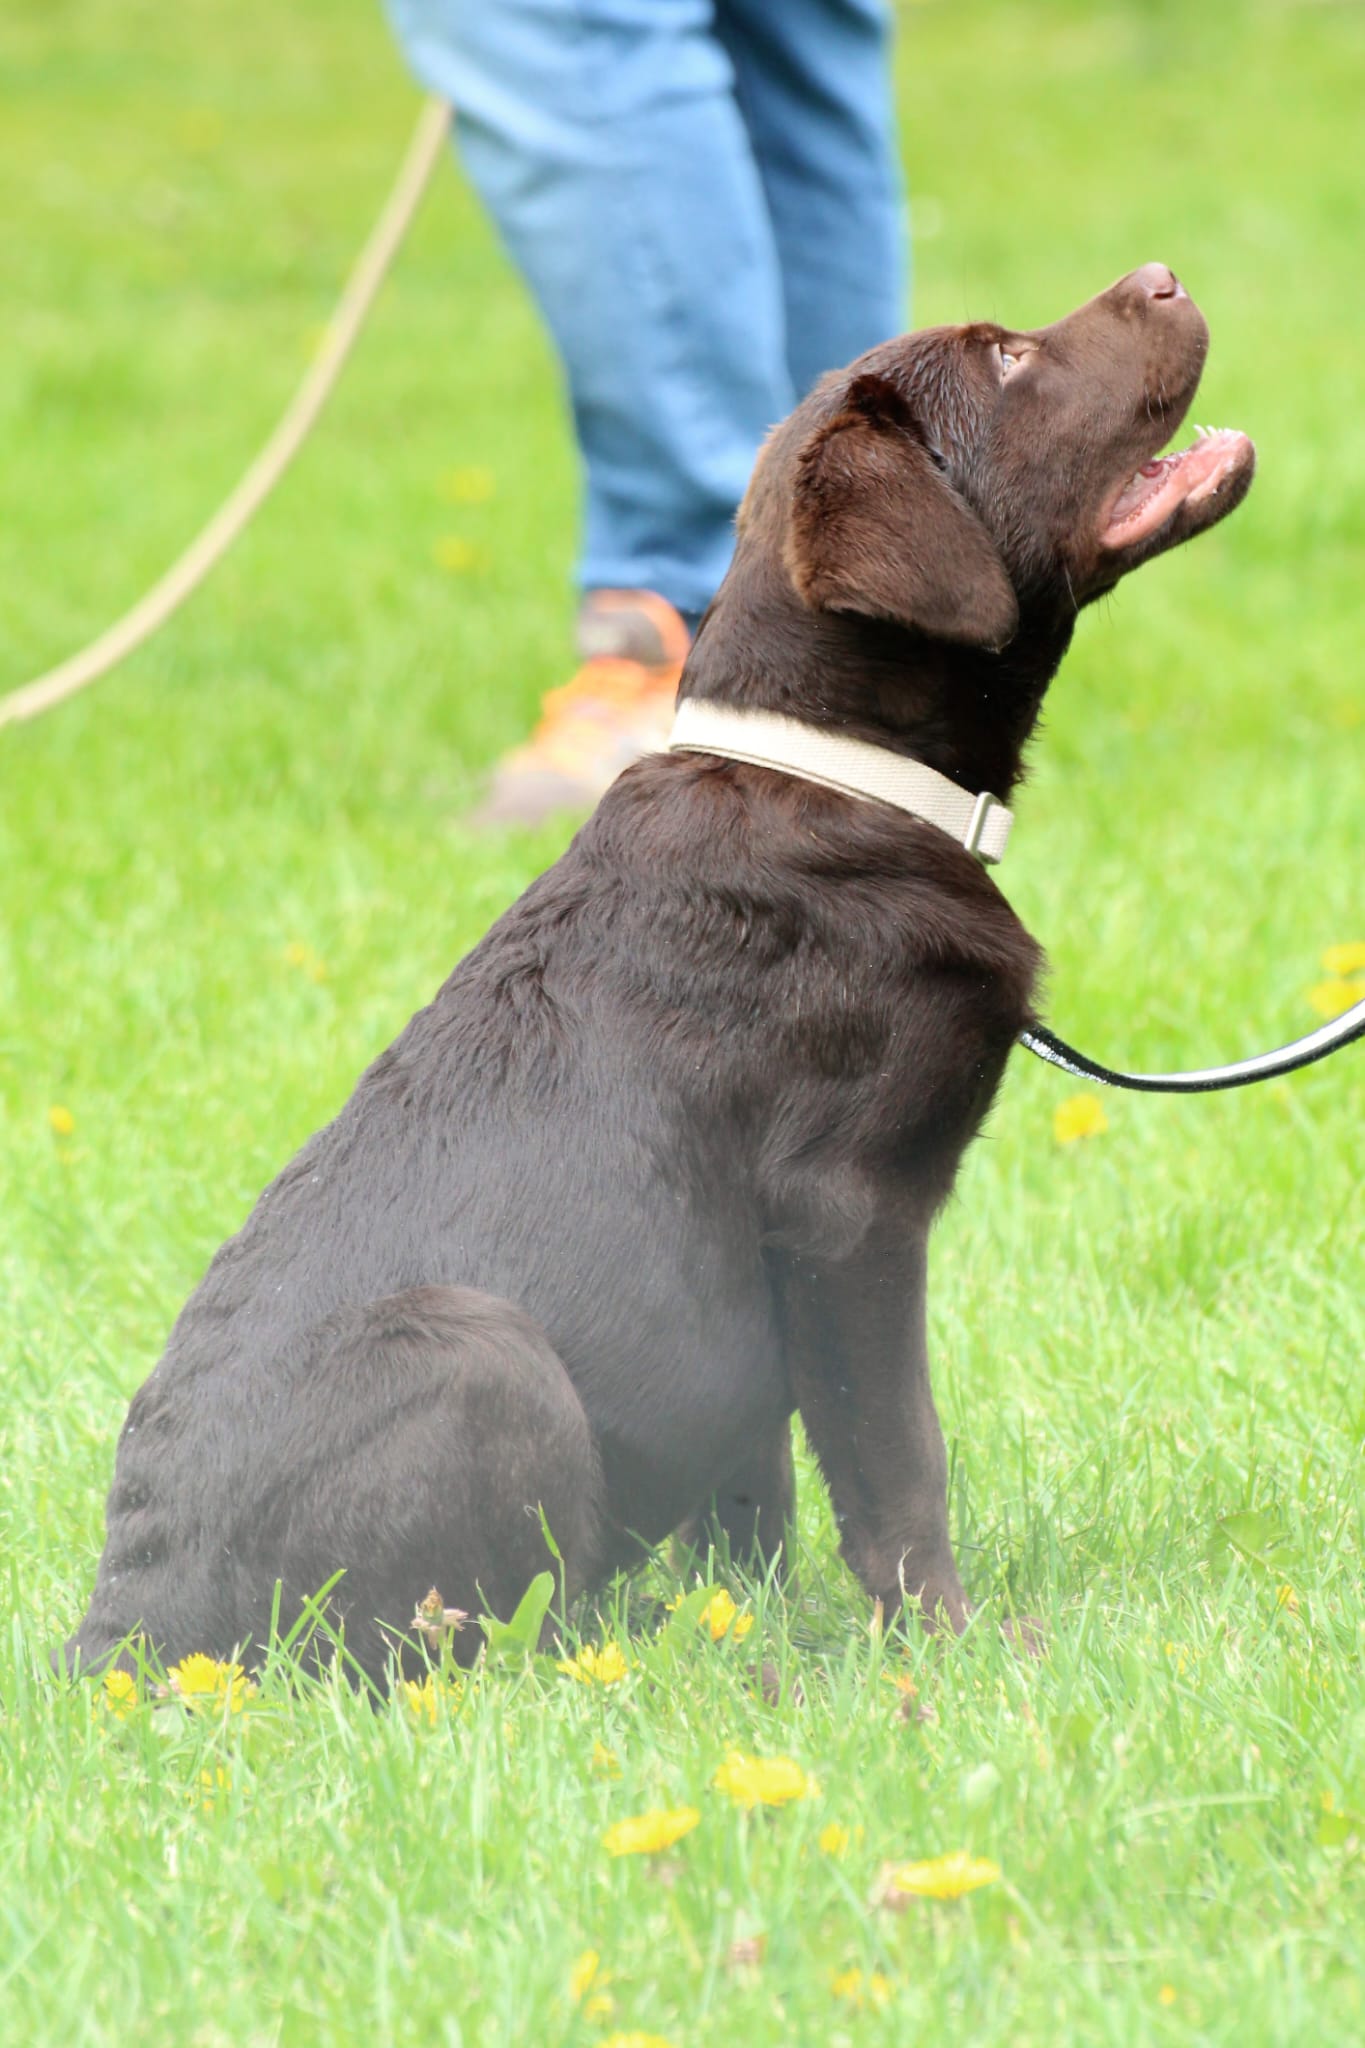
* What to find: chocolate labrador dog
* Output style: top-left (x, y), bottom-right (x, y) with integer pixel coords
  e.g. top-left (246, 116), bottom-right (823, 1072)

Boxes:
top-left (67, 264), bottom-right (1253, 1681)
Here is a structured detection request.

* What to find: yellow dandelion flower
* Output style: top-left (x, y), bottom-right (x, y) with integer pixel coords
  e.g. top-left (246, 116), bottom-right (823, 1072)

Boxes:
top-left (99, 1669), bottom-right (140, 1719)
top-left (818, 1821), bottom-right (851, 1858)
top-left (569, 1949), bottom-right (605, 2003)
top-left (665, 1586), bottom-right (754, 1640)
top-left (830, 1968), bottom-right (892, 2009)
top-left (592, 1741), bottom-right (623, 1777)
top-left (602, 1806), bottom-right (700, 1856)
top-left (1158, 1985), bottom-right (1178, 2007)
top-left (432, 535), bottom-right (491, 575)
top-left (712, 1749), bottom-right (819, 1808)
top-left (1308, 977), bottom-right (1365, 1020)
top-left (399, 1676), bottom-right (435, 1724)
top-left (438, 465), bottom-right (496, 504)
top-left (1322, 941), bottom-right (1365, 978)
top-left (557, 1642), bottom-right (631, 1686)
top-left (168, 1653), bottom-right (253, 1712)
top-left (168, 1656), bottom-right (215, 1695)
top-left (283, 940), bottom-right (328, 983)
top-left (1276, 1583), bottom-right (1300, 1613)
top-left (599, 2035), bottom-right (674, 2048)
top-left (399, 1673), bottom-right (463, 1725)
top-left (568, 1961), bottom-right (615, 2022)
top-left (701, 1589), bottom-right (737, 1638)
top-left (1053, 1093), bottom-right (1108, 1145)
top-left (190, 1765), bottom-right (231, 1809)
top-left (880, 1850), bottom-right (1001, 1900)
top-left (695, 1589), bottom-right (755, 1642)
top-left (48, 1105), bottom-right (76, 1136)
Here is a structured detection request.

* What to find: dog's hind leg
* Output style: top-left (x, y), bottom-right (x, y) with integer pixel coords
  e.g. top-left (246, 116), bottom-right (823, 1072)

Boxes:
top-left (64, 1285), bottom-right (603, 1686)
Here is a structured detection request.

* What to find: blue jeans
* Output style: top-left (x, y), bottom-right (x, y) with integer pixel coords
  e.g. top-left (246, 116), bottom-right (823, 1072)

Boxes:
top-left (383, 0), bottom-right (907, 618)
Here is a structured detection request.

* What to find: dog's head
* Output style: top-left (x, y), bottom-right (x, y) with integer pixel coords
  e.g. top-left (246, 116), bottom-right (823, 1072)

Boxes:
top-left (742, 264), bottom-right (1254, 658)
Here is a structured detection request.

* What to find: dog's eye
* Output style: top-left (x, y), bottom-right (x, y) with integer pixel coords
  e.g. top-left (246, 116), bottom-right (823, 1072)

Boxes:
top-left (1000, 348), bottom-right (1020, 376)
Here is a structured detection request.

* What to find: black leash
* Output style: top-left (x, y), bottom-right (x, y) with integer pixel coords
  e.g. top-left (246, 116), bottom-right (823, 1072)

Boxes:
top-left (1020, 995), bottom-right (1365, 1094)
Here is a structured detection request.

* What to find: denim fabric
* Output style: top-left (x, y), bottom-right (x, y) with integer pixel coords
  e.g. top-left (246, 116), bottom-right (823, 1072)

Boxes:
top-left (384, 0), bottom-right (906, 616)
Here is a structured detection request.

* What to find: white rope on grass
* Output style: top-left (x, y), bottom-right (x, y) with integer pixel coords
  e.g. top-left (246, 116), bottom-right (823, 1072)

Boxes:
top-left (0, 95), bottom-right (453, 732)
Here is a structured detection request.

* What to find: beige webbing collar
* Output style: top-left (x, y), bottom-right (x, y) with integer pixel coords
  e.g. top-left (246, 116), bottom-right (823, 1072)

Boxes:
top-left (668, 700), bottom-right (1013, 865)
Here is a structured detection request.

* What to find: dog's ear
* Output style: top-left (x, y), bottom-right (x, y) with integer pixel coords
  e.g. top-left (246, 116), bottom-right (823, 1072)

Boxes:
top-left (784, 372), bottom-right (1019, 651)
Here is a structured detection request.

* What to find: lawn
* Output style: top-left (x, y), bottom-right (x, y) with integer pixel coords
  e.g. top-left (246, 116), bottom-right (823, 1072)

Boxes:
top-left (1, 0), bottom-right (1362, 2041)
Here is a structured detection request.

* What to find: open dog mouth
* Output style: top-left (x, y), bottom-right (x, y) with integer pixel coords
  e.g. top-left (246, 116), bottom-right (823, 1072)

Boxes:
top-left (1100, 426), bottom-right (1254, 550)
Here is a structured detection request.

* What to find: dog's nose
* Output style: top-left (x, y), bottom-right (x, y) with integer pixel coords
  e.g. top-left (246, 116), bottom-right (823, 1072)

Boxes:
top-left (1131, 261), bottom-right (1185, 302)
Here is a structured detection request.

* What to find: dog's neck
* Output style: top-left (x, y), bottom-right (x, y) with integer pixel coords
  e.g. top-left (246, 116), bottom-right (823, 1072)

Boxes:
top-left (678, 554), bottom-right (1073, 802)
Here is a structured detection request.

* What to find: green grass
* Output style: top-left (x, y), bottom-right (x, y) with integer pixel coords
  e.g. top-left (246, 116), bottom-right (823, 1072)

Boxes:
top-left (2, 0), bottom-right (1363, 2040)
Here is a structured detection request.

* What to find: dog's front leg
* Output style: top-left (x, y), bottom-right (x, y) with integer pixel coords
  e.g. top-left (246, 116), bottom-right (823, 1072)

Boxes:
top-left (779, 1222), bottom-right (968, 1633)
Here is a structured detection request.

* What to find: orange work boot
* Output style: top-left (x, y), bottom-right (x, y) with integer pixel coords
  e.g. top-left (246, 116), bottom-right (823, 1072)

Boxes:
top-left (476, 590), bottom-right (691, 826)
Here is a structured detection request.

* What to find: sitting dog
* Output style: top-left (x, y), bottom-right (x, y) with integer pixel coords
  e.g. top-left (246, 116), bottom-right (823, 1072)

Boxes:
top-left (67, 264), bottom-right (1253, 1681)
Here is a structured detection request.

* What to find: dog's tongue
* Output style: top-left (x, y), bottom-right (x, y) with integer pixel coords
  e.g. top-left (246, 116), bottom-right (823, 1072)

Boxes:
top-left (1101, 428), bottom-right (1252, 548)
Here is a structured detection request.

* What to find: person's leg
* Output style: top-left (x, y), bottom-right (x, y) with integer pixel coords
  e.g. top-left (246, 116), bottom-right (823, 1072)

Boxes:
top-left (716, 0), bottom-right (907, 400)
top-left (383, 0), bottom-right (793, 620)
